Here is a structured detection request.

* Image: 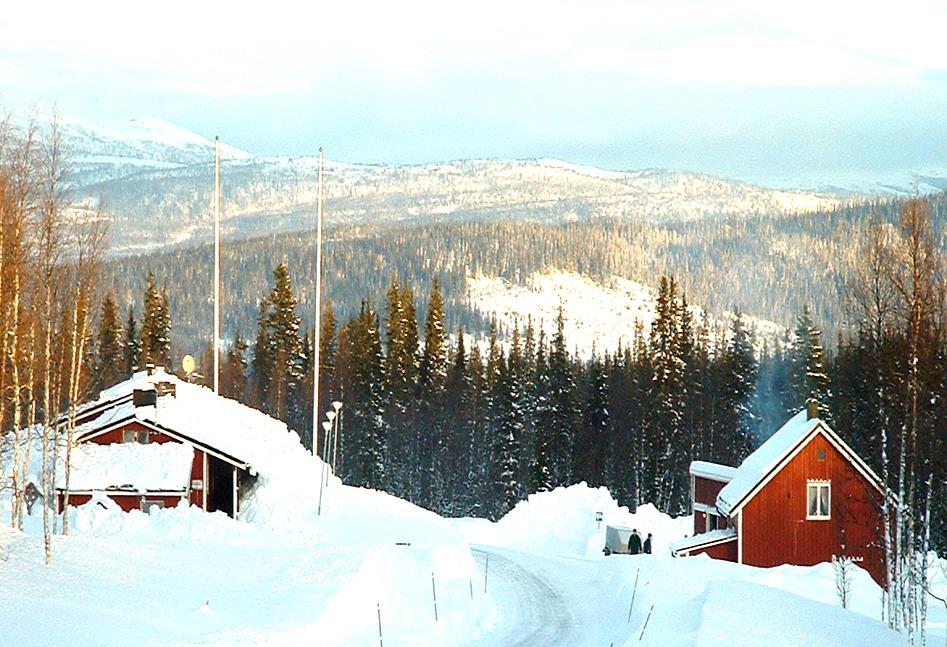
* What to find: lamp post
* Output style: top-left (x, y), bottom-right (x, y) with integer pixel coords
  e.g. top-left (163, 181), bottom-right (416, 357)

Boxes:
top-left (331, 401), bottom-right (342, 475)
top-left (317, 402), bottom-right (342, 516)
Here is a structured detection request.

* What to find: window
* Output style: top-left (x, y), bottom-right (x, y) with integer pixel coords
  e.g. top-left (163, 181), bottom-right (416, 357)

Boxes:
top-left (707, 512), bottom-right (718, 531)
top-left (122, 429), bottom-right (149, 444)
top-left (142, 499), bottom-right (165, 514)
top-left (807, 481), bottom-right (831, 519)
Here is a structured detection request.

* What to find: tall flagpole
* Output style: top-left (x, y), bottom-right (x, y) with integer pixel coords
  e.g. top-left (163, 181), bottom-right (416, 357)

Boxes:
top-left (214, 137), bottom-right (221, 394)
top-left (312, 147), bottom-right (324, 457)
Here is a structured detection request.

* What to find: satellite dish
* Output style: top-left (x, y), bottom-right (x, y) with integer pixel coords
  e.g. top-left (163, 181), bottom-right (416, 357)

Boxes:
top-left (182, 355), bottom-right (196, 375)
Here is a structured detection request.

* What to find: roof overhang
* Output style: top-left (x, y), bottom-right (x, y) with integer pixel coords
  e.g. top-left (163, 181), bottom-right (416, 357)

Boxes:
top-left (671, 530), bottom-right (738, 556)
top-left (690, 460), bottom-right (737, 482)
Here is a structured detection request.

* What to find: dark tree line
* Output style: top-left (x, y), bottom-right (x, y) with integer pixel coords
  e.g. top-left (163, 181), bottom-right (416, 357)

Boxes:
top-left (190, 266), bottom-right (763, 520)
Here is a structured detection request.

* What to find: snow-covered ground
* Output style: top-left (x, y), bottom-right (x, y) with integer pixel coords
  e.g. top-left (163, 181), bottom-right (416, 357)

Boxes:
top-left (2, 474), bottom-right (938, 646)
top-left (467, 269), bottom-right (784, 358)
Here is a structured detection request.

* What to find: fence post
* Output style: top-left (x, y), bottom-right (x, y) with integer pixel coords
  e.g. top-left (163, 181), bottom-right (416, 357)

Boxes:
top-left (431, 572), bottom-right (439, 621)
top-left (638, 604), bottom-right (654, 641)
top-left (627, 568), bottom-right (640, 623)
top-left (377, 602), bottom-right (384, 647)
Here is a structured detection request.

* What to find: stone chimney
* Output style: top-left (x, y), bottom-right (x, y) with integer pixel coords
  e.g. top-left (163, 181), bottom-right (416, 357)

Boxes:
top-left (806, 399), bottom-right (819, 421)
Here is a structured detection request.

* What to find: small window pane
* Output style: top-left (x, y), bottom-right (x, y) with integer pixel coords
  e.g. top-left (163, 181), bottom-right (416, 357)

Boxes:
top-left (123, 429), bottom-right (136, 443)
top-left (808, 485), bottom-right (818, 516)
top-left (142, 500), bottom-right (165, 514)
top-left (819, 485), bottom-right (829, 516)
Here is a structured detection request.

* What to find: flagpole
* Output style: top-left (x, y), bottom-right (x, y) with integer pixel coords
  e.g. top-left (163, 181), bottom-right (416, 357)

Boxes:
top-left (312, 147), bottom-right (324, 457)
top-left (214, 136), bottom-right (221, 394)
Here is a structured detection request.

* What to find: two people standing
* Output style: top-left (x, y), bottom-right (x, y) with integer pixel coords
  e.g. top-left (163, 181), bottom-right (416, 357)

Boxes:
top-left (627, 529), bottom-right (652, 555)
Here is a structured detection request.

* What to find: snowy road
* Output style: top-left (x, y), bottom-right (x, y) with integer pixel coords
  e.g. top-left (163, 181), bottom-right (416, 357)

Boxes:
top-left (471, 546), bottom-right (639, 647)
top-left (472, 548), bottom-right (573, 646)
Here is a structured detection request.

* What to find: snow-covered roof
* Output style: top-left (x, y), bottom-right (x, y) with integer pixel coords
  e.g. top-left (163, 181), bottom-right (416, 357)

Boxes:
top-left (669, 528), bottom-right (737, 555)
top-left (77, 368), bottom-right (306, 476)
top-left (716, 410), bottom-right (818, 516)
top-left (55, 442), bottom-right (193, 492)
top-left (715, 409), bottom-right (883, 517)
top-left (690, 461), bottom-right (737, 482)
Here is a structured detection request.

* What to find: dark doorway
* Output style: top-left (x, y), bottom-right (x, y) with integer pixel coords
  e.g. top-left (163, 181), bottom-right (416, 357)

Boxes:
top-left (206, 454), bottom-right (235, 517)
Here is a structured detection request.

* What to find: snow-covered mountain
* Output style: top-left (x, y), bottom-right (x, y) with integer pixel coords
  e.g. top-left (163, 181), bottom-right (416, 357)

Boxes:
top-left (755, 166), bottom-right (947, 196)
top-left (466, 270), bottom-right (784, 358)
top-left (66, 116), bottom-right (252, 186)
top-left (60, 118), bottom-right (847, 255)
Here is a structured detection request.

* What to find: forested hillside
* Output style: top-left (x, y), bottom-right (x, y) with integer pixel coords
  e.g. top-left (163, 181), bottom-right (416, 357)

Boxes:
top-left (105, 190), bottom-right (947, 359)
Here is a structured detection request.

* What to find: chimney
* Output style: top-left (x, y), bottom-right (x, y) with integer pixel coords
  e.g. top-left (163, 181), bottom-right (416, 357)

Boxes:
top-left (806, 399), bottom-right (819, 421)
top-left (133, 388), bottom-right (157, 408)
top-left (145, 363), bottom-right (155, 376)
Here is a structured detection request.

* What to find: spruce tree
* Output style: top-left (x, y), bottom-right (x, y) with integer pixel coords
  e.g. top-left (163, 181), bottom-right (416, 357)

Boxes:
top-left (220, 331), bottom-right (249, 403)
top-left (547, 306), bottom-right (576, 487)
top-left (140, 271), bottom-right (172, 368)
top-left (491, 342), bottom-right (523, 518)
top-left (123, 306), bottom-right (140, 375)
top-left (251, 296), bottom-right (273, 413)
top-left (442, 327), bottom-right (474, 515)
top-left (531, 329), bottom-right (554, 493)
top-left (254, 263), bottom-right (305, 425)
top-left (417, 278), bottom-right (448, 507)
top-left (720, 310), bottom-right (759, 464)
top-left (789, 305), bottom-right (832, 423)
top-left (467, 341), bottom-right (489, 516)
top-left (341, 300), bottom-right (386, 489)
top-left (383, 278), bottom-right (419, 498)
top-left (92, 291), bottom-right (124, 390)
top-left (576, 352), bottom-right (609, 488)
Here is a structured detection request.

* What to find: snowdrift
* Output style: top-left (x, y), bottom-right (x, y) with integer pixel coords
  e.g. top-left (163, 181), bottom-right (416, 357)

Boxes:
top-left (454, 482), bottom-right (692, 557)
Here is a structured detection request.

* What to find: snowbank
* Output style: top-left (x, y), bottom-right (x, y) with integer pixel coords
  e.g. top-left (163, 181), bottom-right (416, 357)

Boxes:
top-left (453, 482), bottom-right (691, 557)
top-left (54, 442), bottom-right (193, 492)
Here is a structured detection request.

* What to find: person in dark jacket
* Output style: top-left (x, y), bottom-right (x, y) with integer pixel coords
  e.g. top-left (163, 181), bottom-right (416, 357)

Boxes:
top-left (628, 529), bottom-right (642, 554)
top-left (643, 533), bottom-right (653, 554)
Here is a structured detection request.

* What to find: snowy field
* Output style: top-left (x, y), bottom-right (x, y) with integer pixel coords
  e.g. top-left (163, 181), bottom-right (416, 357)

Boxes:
top-left (2, 471), bottom-right (940, 646)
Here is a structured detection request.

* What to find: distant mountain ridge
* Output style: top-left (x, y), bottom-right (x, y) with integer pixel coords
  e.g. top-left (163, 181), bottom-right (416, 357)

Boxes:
top-left (61, 116), bottom-right (848, 256)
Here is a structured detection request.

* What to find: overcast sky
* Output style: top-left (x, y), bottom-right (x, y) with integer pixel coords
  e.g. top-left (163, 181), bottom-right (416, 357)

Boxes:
top-left (2, 0), bottom-right (947, 182)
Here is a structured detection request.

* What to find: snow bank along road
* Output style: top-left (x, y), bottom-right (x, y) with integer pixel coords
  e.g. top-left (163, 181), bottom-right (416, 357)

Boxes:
top-left (0, 481), bottom-right (934, 646)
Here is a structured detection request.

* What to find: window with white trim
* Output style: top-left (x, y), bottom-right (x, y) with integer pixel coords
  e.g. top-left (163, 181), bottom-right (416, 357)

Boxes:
top-left (123, 429), bottom-right (149, 444)
top-left (807, 480), bottom-right (830, 519)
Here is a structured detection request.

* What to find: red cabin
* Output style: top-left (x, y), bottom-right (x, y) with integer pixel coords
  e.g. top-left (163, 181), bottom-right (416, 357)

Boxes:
top-left (53, 367), bottom-right (294, 518)
top-left (672, 404), bottom-right (887, 586)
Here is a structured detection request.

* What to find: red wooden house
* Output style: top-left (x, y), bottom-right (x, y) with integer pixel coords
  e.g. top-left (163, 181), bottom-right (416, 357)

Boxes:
top-left (671, 403), bottom-right (887, 586)
top-left (54, 367), bottom-right (294, 517)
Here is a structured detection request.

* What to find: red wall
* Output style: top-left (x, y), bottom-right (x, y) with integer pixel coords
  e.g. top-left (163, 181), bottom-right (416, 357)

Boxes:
top-left (694, 476), bottom-right (728, 507)
top-left (741, 431), bottom-right (885, 586)
top-left (88, 421), bottom-right (176, 445)
top-left (58, 492), bottom-right (185, 512)
top-left (689, 538), bottom-right (738, 561)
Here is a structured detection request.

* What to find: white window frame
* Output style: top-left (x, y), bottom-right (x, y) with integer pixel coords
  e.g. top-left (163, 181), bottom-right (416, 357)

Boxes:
top-left (123, 429), bottom-right (148, 444)
top-left (806, 480), bottom-right (831, 520)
